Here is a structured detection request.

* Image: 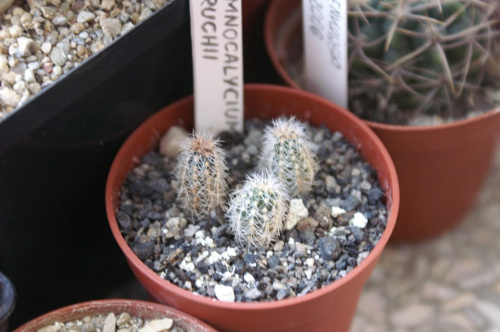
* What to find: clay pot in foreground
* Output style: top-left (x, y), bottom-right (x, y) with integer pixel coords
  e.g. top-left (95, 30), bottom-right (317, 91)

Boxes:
top-left (106, 84), bottom-right (399, 332)
top-left (13, 299), bottom-right (216, 332)
top-left (264, 0), bottom-right (500, 242)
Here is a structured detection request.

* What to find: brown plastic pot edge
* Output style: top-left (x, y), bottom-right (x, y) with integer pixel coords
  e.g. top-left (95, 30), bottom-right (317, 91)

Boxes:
top-left (13, 299), bottom-right (217, 332)
top-left (106, 84), bottom-right (399, 331)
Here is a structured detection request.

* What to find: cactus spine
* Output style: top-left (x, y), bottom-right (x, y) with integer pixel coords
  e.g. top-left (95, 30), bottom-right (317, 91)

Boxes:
top-left (227, 172), bottom-right (289, 249)
top-left (174, 132), bottom-right (228, 218)
top-left (348, 0), bottom-right (500, 124)
top-left (259, 117), bottom-right (318, 197)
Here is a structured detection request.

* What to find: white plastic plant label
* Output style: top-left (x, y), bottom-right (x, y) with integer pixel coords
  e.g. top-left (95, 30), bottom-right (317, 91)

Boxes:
top-left (190, 0), bottom-right (244, 134)
top-left (302, 0), bottom-right (348, 108)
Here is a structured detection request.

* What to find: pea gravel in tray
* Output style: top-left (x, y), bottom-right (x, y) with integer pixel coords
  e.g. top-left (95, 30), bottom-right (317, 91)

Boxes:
top-left (0, 0), bottom-right (170, 118)
top-left (117, 119), bottom-right (388, 303)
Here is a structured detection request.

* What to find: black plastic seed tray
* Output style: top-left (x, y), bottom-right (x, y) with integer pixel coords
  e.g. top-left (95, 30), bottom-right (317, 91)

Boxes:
top-left (0, 0), bottom-right (192, 327)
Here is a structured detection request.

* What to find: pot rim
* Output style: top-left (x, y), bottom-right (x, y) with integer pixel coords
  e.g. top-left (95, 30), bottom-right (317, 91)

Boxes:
top-left (13, 299), bottom-right (217, 332)
top-left (263, 0), bottom-right (500, 134)
top-left (105, 84), bottom-right (399, 311)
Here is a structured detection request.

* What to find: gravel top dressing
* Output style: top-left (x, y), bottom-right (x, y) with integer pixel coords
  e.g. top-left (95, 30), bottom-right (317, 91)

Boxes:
top-left (0, 0), bottom-right (170, 119)
top-left (37, 312), bottom-right (185, 332)
top-left (117, 119), bottom-right (388, 303)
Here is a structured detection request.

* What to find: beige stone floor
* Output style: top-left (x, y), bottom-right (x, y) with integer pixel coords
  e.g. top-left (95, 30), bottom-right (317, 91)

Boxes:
top-left (353, 148), bottom-right (500, 332)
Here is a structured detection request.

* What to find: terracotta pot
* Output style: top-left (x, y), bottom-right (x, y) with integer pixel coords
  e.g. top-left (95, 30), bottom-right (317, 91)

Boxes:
top-left (264, 0), bottom-right (500, 242)
top-left (106, 84), bottom-right (399, 332)
top-left (13, 299), bottom-right (216, 332)
top-left (0, 271), bottom-right (15, 332)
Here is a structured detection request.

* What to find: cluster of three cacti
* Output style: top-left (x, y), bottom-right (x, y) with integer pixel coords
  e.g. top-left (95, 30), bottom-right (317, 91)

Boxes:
top-left (174, 118), bottom-right (319, 250)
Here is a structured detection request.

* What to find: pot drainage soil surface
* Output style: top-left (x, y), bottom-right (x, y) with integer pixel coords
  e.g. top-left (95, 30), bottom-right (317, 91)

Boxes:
top-left (117, 119), bottom-right (388, 302)
top-left (0, 0), bottom-right (171, 118)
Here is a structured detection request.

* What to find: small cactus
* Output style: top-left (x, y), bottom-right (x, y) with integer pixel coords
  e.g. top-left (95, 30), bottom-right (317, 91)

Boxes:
top-left (258, 117), bottom-right (318, 197)
top-left (227, 172), bottom-right (289, 249)
top-left (174, 132), bottom-right (229, 218)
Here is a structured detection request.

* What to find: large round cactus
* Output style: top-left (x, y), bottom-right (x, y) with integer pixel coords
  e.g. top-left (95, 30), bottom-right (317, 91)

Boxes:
top-left (348, 0), bottom-right (500, 125)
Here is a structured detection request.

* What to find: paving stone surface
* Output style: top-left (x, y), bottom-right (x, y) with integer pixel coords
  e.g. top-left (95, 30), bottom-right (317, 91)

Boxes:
top-left (353, 147), bottom-right (500, 332)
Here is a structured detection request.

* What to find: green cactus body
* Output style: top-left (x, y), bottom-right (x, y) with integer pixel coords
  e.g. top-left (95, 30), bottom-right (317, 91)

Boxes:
top-left (348, 0), bottom-right (500, 124)
top-left (227, 172), bottom-right (289, 249)
top-left (259, 118), bottom-right (318, 197)
top-left (174, 132), bottom-right (228, 218)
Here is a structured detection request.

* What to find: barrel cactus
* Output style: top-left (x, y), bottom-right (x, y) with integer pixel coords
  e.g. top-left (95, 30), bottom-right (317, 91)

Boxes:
top-left (174, 132), bottom-right (229, 218)
top-left (227, 172), bottom-right (289, 249)
top-left (258, 117), bottom-right (318, 197)
top-left (348, 0), bottom-right (500, 125)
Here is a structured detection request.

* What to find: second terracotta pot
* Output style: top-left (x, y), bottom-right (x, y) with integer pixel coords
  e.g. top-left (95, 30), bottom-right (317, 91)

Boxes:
top-left (106, 84), bottom-right (399, 331)
top-left (264, 0), bottom-right (500, 242)
top-left (13, 299), bottom-right (216, 332)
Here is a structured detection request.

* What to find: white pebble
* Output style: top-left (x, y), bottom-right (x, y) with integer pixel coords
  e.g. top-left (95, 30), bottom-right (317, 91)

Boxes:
top-left (179, 258), bottom-right (195, 273)
top-left (77, 10), bottom-right (96, 23)
top-left (103, 313), bottom-right (116, 332)
top-left (208, 251), bottom-right (222, 264)
top-left (159, 126), bottom-right (189, 157)
top-left (350, 212), bottom-right (368, 228)
top-left (24, 69), bottom-right (35, 83)
top-left (331, 206), bottom-right (346, 218)
top-left (285, 199), bottom-right (309, 230)
top-left (139, 318), bottom-right (173, 332)
top-left (221, 247), bottom-right (237, 260)
top-left (101, 18), bottom-right (122, 38)
top-left (305, 270), bottom-right (312, 279)
top-left (17, 37), bottom-right (36, 57)
top-left (0, 88), bottom-right (20, 107)
top-left (214, 284), bottom-right (235, 302)
top-left (306, 258), bottom-right (315, 268)
top-left (244, 272), bottom-right (255, 284)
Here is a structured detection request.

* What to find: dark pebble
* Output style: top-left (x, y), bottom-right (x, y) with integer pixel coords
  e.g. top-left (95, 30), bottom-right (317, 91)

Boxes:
top-left (116, 211), bottom-right (132, 230)
top-left (315, 203), bottom-right (333, 229)
top-left (146, 211), bottom-right (163, 220)
top-left (367, 189), bottom-right (384, 205)
top-left (299, 230), bottom-right (316, 246)
top-left (341, 196), bottom-right (360, 211)
top-left (348, 257), bottom-right (358, 267)
top-left (142, 152), bottom-right (161, 166)
top-left (350, 226), bottom-right (365, 243)
top-left (215, 262), bottom-right (227, 273)
top-left (197, 262), bottom-right (209, 275)
top-left (133, 241), bottom-right (155, 260)
top-left (336, 254), bottom-right (349, 270)
top-left (267, 255), bottom-right (280, 269)
top-left (346, 244), bottom-right (359, 257)
top-left (276, 285), bottom-right (291, 300)
top-left (244, 253), bottom-right (257, 264)
top-left (129, 180), bottom-right (155, 196)
top-left (318, 237), bottom-right (341, 260)
top-left (234, 259), bottom-right (245, 274)
top-left (257, 282), bottom-right (268, 291)
top-left (151, 178), bottom-right (170, 193)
